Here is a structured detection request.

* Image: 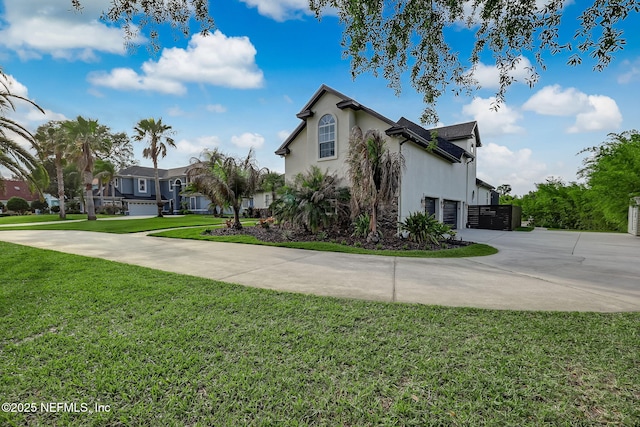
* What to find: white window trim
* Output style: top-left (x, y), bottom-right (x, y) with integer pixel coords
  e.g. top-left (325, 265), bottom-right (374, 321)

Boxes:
top-left (190, 196), bottom-right (196, 211)
top-left (138, 178), bottom-right (147, 193)
top-left (113, 178), bottom-right (119, 189)
top-left (318, 114), bottom-right (337, 161)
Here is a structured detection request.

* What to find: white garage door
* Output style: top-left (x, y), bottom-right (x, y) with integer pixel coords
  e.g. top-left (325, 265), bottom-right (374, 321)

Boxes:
top-left (127, 201), bottom-right (157, 216)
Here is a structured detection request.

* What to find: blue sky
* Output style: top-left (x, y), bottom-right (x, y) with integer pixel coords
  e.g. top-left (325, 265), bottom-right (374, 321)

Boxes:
top-left (1, 0), bottom-right (638, 195)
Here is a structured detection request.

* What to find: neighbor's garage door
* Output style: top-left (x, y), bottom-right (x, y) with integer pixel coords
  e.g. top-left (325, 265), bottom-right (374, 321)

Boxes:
top-left (443, 200), bottom-right (458, 228)
top-left (127, 201), bottom-right (157, 216)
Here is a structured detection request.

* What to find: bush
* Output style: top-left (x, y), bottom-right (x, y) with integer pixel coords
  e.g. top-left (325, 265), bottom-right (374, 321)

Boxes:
top-left (0, 201), bottom-right (4, 211)
top-left (399, 212), bottom-right (456, 246)
top-left (97, 205), bottom-right (120, 215)
top-left (66, 199), bottom-right (81, 214)
top-left (7, 197), bottom-right (30, 214)
top-left (50, 205), bottom-right (60, 213)
top-left (352, 213), bottom-right (371, 238)
top-left (30, 199), bottom-right (49, 213)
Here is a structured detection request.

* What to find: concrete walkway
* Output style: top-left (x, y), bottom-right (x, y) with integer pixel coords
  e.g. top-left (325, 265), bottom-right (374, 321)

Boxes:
top-left (0, 228), bottom-right (638, 312)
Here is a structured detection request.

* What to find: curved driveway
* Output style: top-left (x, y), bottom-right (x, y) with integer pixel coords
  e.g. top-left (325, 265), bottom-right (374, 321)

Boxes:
top-left (1, 228), bottom-right (638, 312)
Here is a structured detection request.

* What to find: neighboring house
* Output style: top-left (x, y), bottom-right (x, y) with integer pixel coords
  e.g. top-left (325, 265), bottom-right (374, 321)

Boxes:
top-left (106, 165), bottom-right (212, 216)
top-left (275, 85), bottom-right (493, 229)
top-left (0, 180), bottom-right (40, 209)
top-left (629, 196), bottom-right (640, 236)
top-left (476, 179), bottom-right (499, 206)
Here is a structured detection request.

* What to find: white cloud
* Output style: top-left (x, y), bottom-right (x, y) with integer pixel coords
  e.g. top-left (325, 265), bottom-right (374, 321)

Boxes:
top-left (477, 143), bottom-right (549, 196)
top-left (176, 136), bottom-right (220, 156)
top-left (277, 130), bottom-right (291, 141)
top-left (0, 0), bottom-right (135, 60)
top-left (567, 96), bottom-right (622, 133)
top-left (468, 56), bottom-right (534, 89)
top-left (231, 132), bottom-right (265, 149)
top-left (88, 31), bottom-right (264, 94)
top-left (617, 57), bottom-right (640, 84)
top-left (283, 95), bottom-right (293, 104)
top-left (462, 97), bottom-right (524, 137)
top-left (523, 85), bottom-right (622, 133)
top-left (168, 106), bottom-right (186, 117)
top-left (206, 104), bottom-right (227, 113)
top-left (0, 73), bottom-right (67, 132)
top-left (239, 0), bottom-right (311, 21)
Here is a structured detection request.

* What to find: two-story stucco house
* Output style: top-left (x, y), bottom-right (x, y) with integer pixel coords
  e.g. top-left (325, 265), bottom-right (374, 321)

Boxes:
top-left (275, 85), bottom-right (495, 229)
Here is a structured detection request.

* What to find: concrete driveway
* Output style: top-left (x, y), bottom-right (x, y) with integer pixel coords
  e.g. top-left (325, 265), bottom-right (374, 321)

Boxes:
top-left (0, 228), bottom-right (638, 312)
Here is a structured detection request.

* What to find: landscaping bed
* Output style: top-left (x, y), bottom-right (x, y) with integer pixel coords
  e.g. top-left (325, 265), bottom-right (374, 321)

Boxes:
top-left (202, 224), bottom-right (473, 252)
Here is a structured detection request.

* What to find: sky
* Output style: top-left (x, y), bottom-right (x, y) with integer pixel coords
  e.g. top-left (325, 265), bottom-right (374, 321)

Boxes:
top-left (0, 0), bottom-right (639, 196)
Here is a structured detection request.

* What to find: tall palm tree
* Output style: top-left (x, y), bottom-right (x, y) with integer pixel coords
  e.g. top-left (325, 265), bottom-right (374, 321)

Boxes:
top-left (346, 127), bottom-right (405, 242)
top-left (187, 148), bottom-right (265, 229)
top-left (35, 121), bottom-right (70, 219)
top-left (64, 116), bottom-right (101, 221)
top-left (94, 159), bottom-right (116, 209)
top-left (1, 68), bottom-right (43, 187)
top-left (133, 118), bottom-right (175, 217)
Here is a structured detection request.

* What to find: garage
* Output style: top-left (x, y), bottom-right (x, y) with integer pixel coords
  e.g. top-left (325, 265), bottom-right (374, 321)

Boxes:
top-left (443, 200), bottom-right (458, 228)
top-left (126, 200), bottom-right (158, 216)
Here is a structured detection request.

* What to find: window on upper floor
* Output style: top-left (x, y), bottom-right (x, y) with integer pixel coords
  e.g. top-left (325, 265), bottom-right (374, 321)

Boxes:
top-left (113, 178), bottom-right (118, 189)
top-left (318, 114), bottom-right (336, 159)
top-left (138, 178), bottom-right (147, 193)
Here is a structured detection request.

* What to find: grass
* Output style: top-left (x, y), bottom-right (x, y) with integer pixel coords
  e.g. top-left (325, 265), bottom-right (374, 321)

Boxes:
top-left (0, 215), bottom-right (226, 233)
top-left (0, 214), bottom-right (114, 225)
top-left (151, 227), bottom-right (499, 258)
top-left (1, 241), bottom-right (638, 426)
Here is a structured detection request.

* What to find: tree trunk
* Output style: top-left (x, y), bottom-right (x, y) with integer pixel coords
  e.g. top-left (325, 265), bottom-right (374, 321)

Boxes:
top-left (368, 201), bottom-right (380, 243)
top-left (55, 153), bottom-right (66, 220)
top-left (153, 158), bottom-right (163, 217)
top-left (84, 172), bottom-right (97, 221)
top-left (233, 205), bottom-right (243, 230)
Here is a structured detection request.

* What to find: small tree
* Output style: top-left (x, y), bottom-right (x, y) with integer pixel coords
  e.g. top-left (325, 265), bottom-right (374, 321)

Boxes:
top-left (6, 196), bottom-right (29, 214)
top-left (30, 199), bottom-right (48, 213)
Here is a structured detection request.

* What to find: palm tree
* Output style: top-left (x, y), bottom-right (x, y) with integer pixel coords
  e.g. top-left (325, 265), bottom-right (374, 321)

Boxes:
top-left (94, 159), bottom-right (116, 209)
top-left (346, 127), bottom-right (405, 242)
top-left (35, 121), bottom-right (71, 219)
top-left (1, 68), bottom-right (43, 186)
top-left (261, 171), bottom-right (284, 211)
top-left (64, 116), bottom-right (101, 221)
top-left (133, 118), bottom-right (175, 217)
top-left (187, 148), bottom-right (265, 229)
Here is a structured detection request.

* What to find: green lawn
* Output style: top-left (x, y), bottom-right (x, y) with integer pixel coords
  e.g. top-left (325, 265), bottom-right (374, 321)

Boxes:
top-left (151, 227), bottom-right (498, 258)
top-left (1, 242), bottom-right (637, 426)
top-left (0, 214), bottom-right (114, 224)
top-left (0, 215), bottom-right (226, 233)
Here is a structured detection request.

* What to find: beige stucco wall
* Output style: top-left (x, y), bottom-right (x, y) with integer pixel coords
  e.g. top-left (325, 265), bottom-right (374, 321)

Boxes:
top-left (282, 91), bottom-right (479, 229)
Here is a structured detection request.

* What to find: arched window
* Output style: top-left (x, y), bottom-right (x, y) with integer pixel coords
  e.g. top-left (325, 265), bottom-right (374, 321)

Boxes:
top-left (318, 114), bottom-right (336, 158)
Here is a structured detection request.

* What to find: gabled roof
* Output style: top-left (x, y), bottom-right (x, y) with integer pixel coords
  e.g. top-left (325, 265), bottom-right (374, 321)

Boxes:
top-left (430, 121), bottom-right (482, 147)
top-left (0, 180), bottom-right (39, 202)
top-left (476, 178), bottom-right (495, 190)
top-left (275, 84), bottom-right (477, 163)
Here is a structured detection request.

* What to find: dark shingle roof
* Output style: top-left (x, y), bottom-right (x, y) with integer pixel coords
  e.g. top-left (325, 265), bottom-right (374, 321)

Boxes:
top-left (430, 121), bottom-right (482, 147)
top-left (387, 118), bottom-right (468, 162)
top-left (117, 165), bottom-right (188, 179)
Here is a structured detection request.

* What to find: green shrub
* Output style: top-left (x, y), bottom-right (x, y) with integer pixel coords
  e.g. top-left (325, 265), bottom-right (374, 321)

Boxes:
top-left (7, 196), bottom-right (29, 214)
top-left (352, 213), bottom-right (370, 238)
top-left (30, 199), bottom-right (49, 213)
top-left (399, 212), bottom-right (456, 245)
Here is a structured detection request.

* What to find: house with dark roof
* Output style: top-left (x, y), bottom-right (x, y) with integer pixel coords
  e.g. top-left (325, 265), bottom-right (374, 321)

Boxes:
top-left (104, 165), bottom-right (212, 216)
top-left (0, 180), bottom-right (39, 208)
top-left (276, 85), bottom-right (495, 228)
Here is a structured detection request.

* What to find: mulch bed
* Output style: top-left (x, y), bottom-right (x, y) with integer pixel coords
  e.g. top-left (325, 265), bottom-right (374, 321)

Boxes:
top-left (203, 224), bottom-right (473, 252)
